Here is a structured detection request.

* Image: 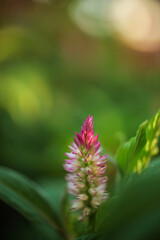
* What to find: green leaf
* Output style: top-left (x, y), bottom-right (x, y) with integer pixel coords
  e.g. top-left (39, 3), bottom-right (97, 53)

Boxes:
top-left (98, 158), bottom-right (160, 240)
top-left (116, 109), bottom-right (160, 175)
top-left (0, 166), bottom-right (67, 239)
top-left (116, 120), bottom-right (147, 175)
top-left (134, 109), bottom-right (160, 172)
top-left (76, 233), bottom-right (100, 240)
top-left (38, 178), bottom-right (66, 217)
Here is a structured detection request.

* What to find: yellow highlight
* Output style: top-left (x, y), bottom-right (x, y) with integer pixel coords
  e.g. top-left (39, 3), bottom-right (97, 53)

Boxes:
top-left (151, 138), bottom-right (158, 149)
top-left (153, 114), bottom-right (158, 129)
top-left (152, 147), bottom-right (159, 155)
top-left (137, 160), bottom-right (143, 173)
top-left (145, 140), bottom-right (150, 152)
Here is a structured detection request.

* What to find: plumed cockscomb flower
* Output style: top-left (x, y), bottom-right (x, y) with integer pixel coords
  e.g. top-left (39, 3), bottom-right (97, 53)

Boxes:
top-left (63, 115), bottom-right (108, 220)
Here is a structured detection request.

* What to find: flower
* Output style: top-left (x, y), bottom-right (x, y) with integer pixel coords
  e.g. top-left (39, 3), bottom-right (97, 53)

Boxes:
top-left (63, 115), bottom-right (108, 220)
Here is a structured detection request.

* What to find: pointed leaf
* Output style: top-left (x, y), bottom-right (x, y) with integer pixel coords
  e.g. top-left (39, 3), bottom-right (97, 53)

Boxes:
top-left (134, 109), bottom-right (160, 172)
top-left (116, 109), bottom-right (160, 175)
top-left (0, 166), bottom-right (67, 239)
top-left (116, 120), bottom-right (147, 175)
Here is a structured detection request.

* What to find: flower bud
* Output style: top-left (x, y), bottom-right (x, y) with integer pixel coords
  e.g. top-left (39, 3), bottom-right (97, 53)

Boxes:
top-left (78, 194), bottom-right (88, 201)
top-left (72, 200), bottom-right (84, 211)
top-left (64, 115), bottom-right (108, 220)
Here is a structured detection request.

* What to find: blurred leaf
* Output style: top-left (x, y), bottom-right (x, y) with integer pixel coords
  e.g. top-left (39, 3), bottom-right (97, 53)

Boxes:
top-left (76, 233), bottom-right (100, 240)
top-left (134, 109), bottom-right (160, 172)
top-left (116, 120), bottom-right (147, 175)
top-left (38, 178), bottom-right (66, 217)
top-left (0, 166), bottom-right (67, 239)
top-left (116, 109), bottom-right (160, 175)
top-left (97, 158), bottom-right (160, 240)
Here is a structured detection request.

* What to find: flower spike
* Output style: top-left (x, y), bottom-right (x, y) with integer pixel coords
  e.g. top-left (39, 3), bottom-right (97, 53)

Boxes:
top-left (63, 115), bottom-right (108, 220)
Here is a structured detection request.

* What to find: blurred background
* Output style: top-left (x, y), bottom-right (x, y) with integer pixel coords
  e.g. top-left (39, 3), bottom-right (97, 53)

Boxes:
top-left (0, 0), bottom-right (160, 239)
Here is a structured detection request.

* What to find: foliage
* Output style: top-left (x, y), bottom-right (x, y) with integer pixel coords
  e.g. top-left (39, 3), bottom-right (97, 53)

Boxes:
top-left (116, 110), bottom-right (160, 175)
top-left (0, 110), bottom-right (159, 239)
top-left (79, 158), bottom-right (160, 240)
top-left (0, 167), bottom-right (66, 240)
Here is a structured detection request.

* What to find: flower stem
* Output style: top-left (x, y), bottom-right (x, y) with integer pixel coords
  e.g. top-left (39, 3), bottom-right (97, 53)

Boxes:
top-left (87, 211), bottom-right (96, 234)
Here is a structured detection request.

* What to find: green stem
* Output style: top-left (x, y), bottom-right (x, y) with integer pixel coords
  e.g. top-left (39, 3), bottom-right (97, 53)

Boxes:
top-left (87, 211), bottom-right (96, 234)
